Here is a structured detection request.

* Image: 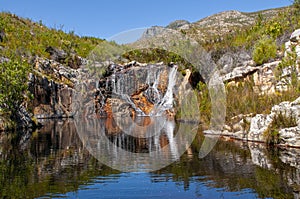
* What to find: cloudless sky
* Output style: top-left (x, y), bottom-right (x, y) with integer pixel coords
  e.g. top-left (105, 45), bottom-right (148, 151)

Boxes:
top-left (0, 0), bottom-right (292, 39)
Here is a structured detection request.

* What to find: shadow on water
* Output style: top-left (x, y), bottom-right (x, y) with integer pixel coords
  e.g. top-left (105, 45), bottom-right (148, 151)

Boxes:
top-left (0, 118), bottom-right (299, 198)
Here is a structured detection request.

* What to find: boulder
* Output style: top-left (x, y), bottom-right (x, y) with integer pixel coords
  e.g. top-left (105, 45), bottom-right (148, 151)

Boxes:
top-left (217, 51), bottom-right (252, 75)
top-left (45, 46), bottom-right (67, 63)
top-left (285, 29), bottom-right (300, 57)
top-left (247, 114), bottom-right (273, 142)
top-left (222, 65), bottom-right (259, 82)
top-left (296, 45), bottom-right (300, 57)
top-left (272, 97), bottom-right (300, 124)
top-left (219, 97), bottom-right (300, 145)
top-left (290, 29), bottom-right (300, 43)
top-left (245, 97), bottom-right (300, 144)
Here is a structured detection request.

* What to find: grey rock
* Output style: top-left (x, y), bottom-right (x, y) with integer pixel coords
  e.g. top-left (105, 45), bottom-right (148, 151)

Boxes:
top-left (248, 114), bottom-right (273, 142)
top-left (222, 65), bottom-right (259, 82)
top-left (279, 127), bottom-right (300, 147)
top-left (45, 46), bottom-right (67, 63)
top-left (140, 26), bottom-right (168, 39)
top-left (242, 97), bottom-right (300, 146)
top-left (218, 51), bottom-right (253, 76)
top-left (166, 20), bottom-right (190, 30)
top-left (296, 45), bottom-right (300, 57)
top-left (252, 61), bottom-right (280, 94)
top-left (290, 29), bottom-right (300, 42)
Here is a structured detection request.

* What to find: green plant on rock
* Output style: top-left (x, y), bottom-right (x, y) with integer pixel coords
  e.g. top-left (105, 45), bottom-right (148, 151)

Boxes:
top-left (252, 36), bottom-right (277, 65)
top-left (0, 60), bottom-right (31, 124)
top-left (276, 45), bottom-right (300, 90)
top-left (276, 48), bottom-right (297, 75)
top-left (264, 111), bottom-right (297, 145)
top-left (196, 81), bottom-right (211, 126)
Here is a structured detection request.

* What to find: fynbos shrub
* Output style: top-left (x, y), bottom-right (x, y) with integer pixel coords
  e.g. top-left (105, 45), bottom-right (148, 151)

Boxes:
top-left (252, 36), bottom-right (277, 65)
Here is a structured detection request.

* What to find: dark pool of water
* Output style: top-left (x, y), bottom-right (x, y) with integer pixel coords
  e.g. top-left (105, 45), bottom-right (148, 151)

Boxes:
top-left (0, 118), bottom-right (300, 199)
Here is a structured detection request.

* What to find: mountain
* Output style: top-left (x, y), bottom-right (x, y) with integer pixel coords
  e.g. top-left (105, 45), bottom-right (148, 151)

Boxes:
top-left (142, 7), bottom-right (290, 46)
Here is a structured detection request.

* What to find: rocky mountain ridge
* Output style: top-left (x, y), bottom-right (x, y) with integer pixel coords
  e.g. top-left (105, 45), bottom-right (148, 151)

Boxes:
top-left (144, 7), bottom-right (287, 43)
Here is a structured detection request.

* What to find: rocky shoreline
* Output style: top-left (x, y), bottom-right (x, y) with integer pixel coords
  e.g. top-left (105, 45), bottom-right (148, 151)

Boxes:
top-left (205, 29), bottom-right (300, 147)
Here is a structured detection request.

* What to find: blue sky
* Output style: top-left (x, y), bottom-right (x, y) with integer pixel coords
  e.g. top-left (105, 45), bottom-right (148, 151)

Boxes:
top-left (0, 0), bottom-right (292, 40)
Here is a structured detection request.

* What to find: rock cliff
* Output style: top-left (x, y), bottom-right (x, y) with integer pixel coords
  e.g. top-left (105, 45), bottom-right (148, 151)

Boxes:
top-left (212, 29), bottom-right (300, 147)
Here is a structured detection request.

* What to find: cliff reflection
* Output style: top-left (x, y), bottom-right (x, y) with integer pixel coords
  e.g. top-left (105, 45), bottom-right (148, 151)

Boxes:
top-left (74, 116), bottom-right (197, 172)
top-left (0, 119), bottom-right (119, 199)
top-left (0, 119), bottom-right (300, 198)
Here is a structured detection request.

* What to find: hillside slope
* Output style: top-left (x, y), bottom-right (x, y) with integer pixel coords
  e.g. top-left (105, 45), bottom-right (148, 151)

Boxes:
top-left (0, 12), bottom-right (103, 61)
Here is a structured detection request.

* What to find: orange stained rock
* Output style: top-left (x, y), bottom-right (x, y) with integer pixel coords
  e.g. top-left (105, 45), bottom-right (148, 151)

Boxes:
top-left (131, 93), bottom-right (154, 115)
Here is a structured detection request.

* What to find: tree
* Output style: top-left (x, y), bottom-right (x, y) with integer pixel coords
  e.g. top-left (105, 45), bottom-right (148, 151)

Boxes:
top-left (0, 60), bottom-right (30, 122)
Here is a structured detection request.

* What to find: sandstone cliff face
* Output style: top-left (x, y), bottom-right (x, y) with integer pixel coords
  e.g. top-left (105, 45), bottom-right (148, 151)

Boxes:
top-left (27, 57), bottom-right (79, 119)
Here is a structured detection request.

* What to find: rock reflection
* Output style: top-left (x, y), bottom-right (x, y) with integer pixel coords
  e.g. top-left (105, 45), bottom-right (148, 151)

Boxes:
top-left (0, 120), bottom-right (119, 199)
top-left (74, 115), bottom-right (197, 172)
top-left (1, 120), bottom-right (300, 198)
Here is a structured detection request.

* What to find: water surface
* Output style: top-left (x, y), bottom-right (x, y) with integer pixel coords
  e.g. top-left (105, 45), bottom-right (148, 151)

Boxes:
top-left (0, 119), bottom-right (299, 199)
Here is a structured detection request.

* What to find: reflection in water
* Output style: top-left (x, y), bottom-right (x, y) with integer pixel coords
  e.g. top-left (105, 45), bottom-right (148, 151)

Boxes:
top-left (74, 116), bottom-right (197, 172)
top-left (0, 119), bottom-right (299, 198)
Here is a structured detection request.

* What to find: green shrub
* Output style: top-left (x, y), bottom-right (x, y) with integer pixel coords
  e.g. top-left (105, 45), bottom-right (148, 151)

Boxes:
top-left (252, 36), bottom-right (277, 65)
top-left (264, 112), bottom-right (297, 145)
top-left (0, 60), bottom-right (30, 122)
top-left (225, 78), bottom-right (300, 122)
top-left (196, 82), bottom-right (211, 126)
top-left (265, 21), bottom-right (282, 38)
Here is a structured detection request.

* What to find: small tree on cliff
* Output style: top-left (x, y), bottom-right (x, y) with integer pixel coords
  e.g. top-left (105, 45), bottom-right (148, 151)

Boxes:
top-left (0, 60), bottom-right (30, 123)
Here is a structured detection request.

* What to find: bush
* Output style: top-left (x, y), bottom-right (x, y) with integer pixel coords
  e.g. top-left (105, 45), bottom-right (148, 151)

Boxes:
top-left (0, 60), bottom-right (30, 122)
top-left (264, 112), bottom-right (297, 145)
top-left (252, 36), bottom-right (277, 65)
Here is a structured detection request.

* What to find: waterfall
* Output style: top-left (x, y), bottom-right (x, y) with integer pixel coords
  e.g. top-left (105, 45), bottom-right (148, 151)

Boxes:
top-left (100, 64), bottom-right (178, 117)
top-left (150, 65), bottom-right (177, 116)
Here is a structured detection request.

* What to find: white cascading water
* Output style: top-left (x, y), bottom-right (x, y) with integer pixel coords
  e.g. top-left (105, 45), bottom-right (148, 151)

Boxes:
top-left (112, 65), bottom-right (177, 116)
top-left (150, 65), bottom-right (177, 116)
